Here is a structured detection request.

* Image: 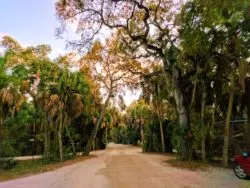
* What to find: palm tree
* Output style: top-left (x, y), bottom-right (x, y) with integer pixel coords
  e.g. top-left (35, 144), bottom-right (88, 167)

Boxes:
top-left (36, 64), bottom-right (86, 162)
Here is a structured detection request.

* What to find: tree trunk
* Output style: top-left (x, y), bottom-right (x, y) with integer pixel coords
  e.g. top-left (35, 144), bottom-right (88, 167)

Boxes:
top-left (156, 104), bottom-right (165, 152)
top-left (140, 122), bottom-right (144, 145)
top-left (43, 117), bottom-right (48, 160)
top-left (53, 130), bottom-right (57, 160)
top-left (173, 68), bottom-right (192, 160)
top-left (105, 126), bottom-right (108, 147)
top-left (58, 113), bottom-right (63, 162)
top-left (47, 130), bottom-right (50, 159)
top-left (83, 94), bottom-right (111, 156)
top-left (156, 84), bottom-right (165, 153)
top-left (159, 120), bottom-right (165, 152)
top-left (201, 90), bottom-right (206, 162)
top-left (223, 71), bottom-right (235, 167)
top-left (66, 126), bottom-right (76, 154)
top-left (245, 78), bottom-right (250, 151)
top-left (58, 130), bottom-right (63, 162)
top-left (190, 65), bottom-right (199, 108)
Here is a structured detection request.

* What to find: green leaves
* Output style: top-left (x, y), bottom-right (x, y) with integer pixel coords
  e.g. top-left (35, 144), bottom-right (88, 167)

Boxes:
top-left (229, 12), bottom-right (243, 28)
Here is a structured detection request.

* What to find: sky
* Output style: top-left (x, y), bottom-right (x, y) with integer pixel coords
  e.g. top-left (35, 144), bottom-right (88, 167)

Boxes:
top-left (0, 0), bottom-right (140, 105)
top-left (0, 0), bottom-right (67, 58)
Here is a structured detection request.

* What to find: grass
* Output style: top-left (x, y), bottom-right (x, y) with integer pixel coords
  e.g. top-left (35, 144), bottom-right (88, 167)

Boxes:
top-left (0, 155), bottom-right (92, 182)
top-left (165, 159), bottom-right (209, 171)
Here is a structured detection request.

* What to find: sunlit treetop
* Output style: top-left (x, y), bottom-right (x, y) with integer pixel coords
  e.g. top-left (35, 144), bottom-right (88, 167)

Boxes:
top-left (55, 0), bottom-right (183, 65)
top-left (1, 36), bottom-right (52, 67)
top-left (79, 36), bottom-right (140, 99)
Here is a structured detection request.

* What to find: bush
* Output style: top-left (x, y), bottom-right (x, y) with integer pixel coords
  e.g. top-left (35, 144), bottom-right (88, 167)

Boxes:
top-left (0, 140), bottom-right (19, 158)
top-left (0, 159), bottom-right (17, 170)
top-left (143, 123), bottom-right (161, 152)
top-left (110, 127), bottom-right (121, 143)
top-left (110, 126), bottom-right (139, 145)
top-left (170, 124), bottom-right (186, 157)
top-left (143, 119), bottom-right (175, 153)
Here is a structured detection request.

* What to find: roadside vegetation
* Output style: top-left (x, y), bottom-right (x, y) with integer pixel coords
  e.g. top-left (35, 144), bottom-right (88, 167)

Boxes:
top-left (0, 156), bottom-right (91, 182)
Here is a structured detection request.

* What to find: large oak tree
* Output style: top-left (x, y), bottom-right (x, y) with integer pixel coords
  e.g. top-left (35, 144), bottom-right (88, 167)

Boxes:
top-left (56, 0), bottom-right (196, 160)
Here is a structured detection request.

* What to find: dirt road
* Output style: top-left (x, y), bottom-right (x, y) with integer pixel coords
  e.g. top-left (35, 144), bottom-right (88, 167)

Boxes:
top-left (0, 144), bottom-right (249, 188)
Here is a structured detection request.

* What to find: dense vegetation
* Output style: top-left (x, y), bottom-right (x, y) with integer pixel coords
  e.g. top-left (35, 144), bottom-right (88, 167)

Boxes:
top-left (55, 0), bottom-right (250, 166)
top-left (0, 37), bottom-right (106, 168)
top-left (1, 0), bottom-right (250, 171)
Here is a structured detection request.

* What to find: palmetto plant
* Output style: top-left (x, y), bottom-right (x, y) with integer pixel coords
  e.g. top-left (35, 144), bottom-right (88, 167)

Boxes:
top-left (36, 64), bottom-right (87, 161)
top-left (0, 85), bottom-right (25, 160)
top-left (0, 37), bottom-right (91, 162)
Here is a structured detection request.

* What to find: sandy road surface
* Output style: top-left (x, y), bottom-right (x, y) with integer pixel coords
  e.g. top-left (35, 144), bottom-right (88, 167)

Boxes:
top-left (0, 143), bottom-right (249, 188)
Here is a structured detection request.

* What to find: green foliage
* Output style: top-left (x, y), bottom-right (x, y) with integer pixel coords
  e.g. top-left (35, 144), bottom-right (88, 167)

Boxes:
top-left (126, 100), bottom-right (152, 122)
top-left (170, 121), bottom-right (188, 158)
top-left (143, 123), bottom-right (161, 152)
top-left (0, 140), bottom-right (19, 158)
top-left (0, 159), bottom-right (17, 170)
top-left (5, 104), bottom-right (35, 155)
top-left (143, 120), bottom-right (175, 153)
top-left (0, 0), bottom-right (249, 165)
top-left (0, 102), bottom-right (36, 159)
top-left (110, 127), bottom-right (121, 143)
top-left (0, 36), bottom-right (101, 163)
top-left (0, 57), bottom-right (7, 88)
top-left (111, 126), bottom-right (139, 145)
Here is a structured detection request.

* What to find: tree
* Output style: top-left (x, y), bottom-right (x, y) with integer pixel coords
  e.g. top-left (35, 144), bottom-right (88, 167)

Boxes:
top-left (80, 38), bottom-right (137, 155)
top-left (126, 100), bottom-right (153, 144)
top-left (36, 61), bottom-right (87, 161)
top-left (56, 0), bottom-right (198, 160)
top-left (179, 0), bottom-right (250, 164)
top-left (143, 65), bottom-right (169, 152)
top-left (1, 36), bottom-right (90, 162)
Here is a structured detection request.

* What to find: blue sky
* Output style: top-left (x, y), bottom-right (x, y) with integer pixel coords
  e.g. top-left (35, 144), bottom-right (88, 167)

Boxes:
top-left (0, 0), bottom-right (68, 58)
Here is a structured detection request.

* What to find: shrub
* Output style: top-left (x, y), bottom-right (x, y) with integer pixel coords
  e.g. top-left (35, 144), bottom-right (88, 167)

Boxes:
top-left (110, 126), bottom-right (139, 145)
top-left (143, 119), bottom-right (175, 153)
top-left (0, 140), bottom-right (19, 158)
top-left (0, 158), bottom-right (17, 170)
top-left (0, 141), bottom-right (18, 170)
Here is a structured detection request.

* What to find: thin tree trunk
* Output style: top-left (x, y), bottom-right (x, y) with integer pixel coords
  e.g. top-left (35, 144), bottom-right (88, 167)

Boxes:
top-left (140, 121), bottom-right (144, 145)
top-left (43, 117), bottom-right (48, 160)
top-left (201, 89), bottom-right (206, 162)
top-left (105, 126), bottom-right (108, 147)
top-left (156, 83), bottom-right (165, 153)
top-left (66, 126), bottom-right (76, 154)
top-left (47, 130), bottom-right (50, 159)
top-left (190, 65), bottom-right (199, 108)
top-left (223, 71), bottom-right (235, 167)
top-left (53, 130), bottom-right (57, 160)
top-left (58, 113), bottom-right (63, 162)
top-left (58, 130), bottom-right (63, 162)
top-left (156, 103), bottom-right (165, 152)
top-left (83, 94), bottom-right (111, 156)
top-left (159, 120), bottom-right (165, 152)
